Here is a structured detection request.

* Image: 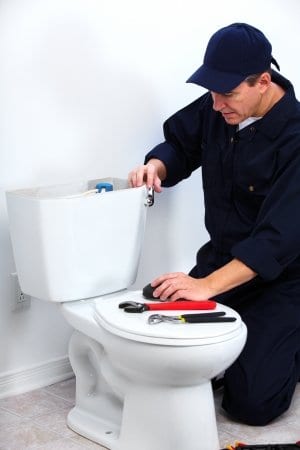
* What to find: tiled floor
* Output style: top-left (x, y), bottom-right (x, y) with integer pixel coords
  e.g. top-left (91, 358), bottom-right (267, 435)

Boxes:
top-left (0, 377), bottom-right (299, 449)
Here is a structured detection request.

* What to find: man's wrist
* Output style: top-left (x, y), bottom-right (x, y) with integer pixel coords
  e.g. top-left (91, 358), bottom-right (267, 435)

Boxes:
top-left (196, 277), bottom-right (217, 299)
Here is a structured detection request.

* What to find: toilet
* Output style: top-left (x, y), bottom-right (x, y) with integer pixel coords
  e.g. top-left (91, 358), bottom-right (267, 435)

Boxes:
top-left (6, 178), bottom-right (247, 450)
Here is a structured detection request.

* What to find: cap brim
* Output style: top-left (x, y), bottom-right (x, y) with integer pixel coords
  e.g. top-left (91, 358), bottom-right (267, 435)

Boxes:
top-left (186, 64), bottom-right (245, 93)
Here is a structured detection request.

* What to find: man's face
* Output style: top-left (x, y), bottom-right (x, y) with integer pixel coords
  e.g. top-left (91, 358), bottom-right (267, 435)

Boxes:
top-left (211, 79), bottom-right (264, 125)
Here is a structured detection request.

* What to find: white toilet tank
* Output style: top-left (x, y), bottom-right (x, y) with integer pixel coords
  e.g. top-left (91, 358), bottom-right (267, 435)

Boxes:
top-left (6, 178), bottom-right (150, 302)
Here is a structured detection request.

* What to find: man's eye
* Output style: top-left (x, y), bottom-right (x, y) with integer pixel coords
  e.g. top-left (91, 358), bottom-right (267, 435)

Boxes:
top-left (224, 92), bottom-right (233, 97)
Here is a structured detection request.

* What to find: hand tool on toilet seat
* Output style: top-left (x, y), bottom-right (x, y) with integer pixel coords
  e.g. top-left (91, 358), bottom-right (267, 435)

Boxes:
top-left (119, 299), bottom-right (217, 313)
top-left (222, 442), bottom-right (300, 449)
top-left (148, 312), bottom-right (237, 325)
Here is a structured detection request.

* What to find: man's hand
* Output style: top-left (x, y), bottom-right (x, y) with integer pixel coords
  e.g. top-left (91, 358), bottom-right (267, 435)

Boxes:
top-left (151, 272), bottom-right (214, 301)
top-left (128, 159), bottom-right (166, 193)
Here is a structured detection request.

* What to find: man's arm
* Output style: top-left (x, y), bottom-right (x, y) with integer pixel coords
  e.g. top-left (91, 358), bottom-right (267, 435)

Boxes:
top-left (205, 258), bottom-right (257, 296)
top-left (151, 258), bottom-right (257, 301)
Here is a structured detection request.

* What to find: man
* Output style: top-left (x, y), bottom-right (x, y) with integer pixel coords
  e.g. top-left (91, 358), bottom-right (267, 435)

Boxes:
top-left (128, 23), bottom-right (300, 426)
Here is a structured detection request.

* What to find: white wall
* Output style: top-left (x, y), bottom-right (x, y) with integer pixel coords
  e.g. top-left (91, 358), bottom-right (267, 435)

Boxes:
top-left (0, 0), bottom-right (299, 395)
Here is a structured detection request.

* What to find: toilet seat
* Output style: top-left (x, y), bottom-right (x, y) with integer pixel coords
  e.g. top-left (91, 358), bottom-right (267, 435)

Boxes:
top-left (93, 290), bottom-right (243, 346)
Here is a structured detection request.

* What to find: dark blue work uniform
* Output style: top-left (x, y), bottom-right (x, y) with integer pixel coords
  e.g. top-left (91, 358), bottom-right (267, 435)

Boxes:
top-left (145, 71), bottom-right (300, 425)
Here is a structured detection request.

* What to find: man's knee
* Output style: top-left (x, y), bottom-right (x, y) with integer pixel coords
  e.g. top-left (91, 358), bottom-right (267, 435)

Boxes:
top-left (222, 393), bottom-right (279, 426)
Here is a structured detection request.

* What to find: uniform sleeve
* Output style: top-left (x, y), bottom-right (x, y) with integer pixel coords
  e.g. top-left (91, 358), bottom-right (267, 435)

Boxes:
top-left (144, 94), bottom-right (211, 187)
top-left (232, 150), bottom-right (300, 280)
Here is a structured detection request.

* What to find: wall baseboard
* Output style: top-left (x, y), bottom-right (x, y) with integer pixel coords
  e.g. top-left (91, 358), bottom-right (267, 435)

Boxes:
top-left (0, 356), bottom-right (74, 399)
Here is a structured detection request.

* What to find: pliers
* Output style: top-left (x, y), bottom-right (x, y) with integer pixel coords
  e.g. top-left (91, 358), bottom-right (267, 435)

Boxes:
top-left (119, 300), bottom-right (216, 313)
top-left (148, 312), bottom-right (236, 325)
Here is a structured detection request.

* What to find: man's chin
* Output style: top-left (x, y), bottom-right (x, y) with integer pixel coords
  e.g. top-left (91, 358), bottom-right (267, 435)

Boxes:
top-left (222, 114), bottom-right (240, 125)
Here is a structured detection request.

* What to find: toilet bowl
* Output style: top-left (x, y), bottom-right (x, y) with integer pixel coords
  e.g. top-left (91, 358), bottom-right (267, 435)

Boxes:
top-left (62, 290), bottom-right (246, 450)
top-left (6, 178), bottom-right (247, 450)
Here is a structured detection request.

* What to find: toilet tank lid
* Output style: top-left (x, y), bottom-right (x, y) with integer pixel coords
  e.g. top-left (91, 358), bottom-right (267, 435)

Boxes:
top-left (93, 291), bottom-right (244, 346)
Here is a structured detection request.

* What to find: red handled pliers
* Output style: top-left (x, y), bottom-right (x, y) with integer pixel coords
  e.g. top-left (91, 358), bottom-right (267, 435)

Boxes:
top-left (119, 300), bottom-right (216, 313)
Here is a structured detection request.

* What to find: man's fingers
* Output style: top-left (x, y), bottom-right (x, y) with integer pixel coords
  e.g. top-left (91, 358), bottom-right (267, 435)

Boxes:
top-left (128, 164), bottom-right (161, 190)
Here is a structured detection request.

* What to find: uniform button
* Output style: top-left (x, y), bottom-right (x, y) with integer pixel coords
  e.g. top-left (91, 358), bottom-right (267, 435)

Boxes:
top-left (248, 185), bottom-right (255, 192)
top-left (250, 126), bottom-right (255, 132)
top-left (230, 137), bottom-right (234, 143)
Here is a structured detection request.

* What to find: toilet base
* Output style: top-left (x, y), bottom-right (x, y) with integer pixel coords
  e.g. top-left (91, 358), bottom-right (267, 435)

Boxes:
top-left (114, 381), bottom-right (219, 450)
top-left (68, 380), bottom-right (219, 450)
top-left (68, 406), bottom-right (120, 448)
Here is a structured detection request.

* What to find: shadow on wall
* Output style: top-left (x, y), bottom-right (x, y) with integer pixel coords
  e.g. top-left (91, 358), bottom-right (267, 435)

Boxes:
top-left (134, 173), bottom-right (206, 289)
top-left (134, 189), bottom-right (176, 287)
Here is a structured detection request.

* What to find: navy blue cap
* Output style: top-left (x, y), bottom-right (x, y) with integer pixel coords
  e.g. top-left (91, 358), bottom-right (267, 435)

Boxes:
top-left (187, 23), bottom-right (280, 93)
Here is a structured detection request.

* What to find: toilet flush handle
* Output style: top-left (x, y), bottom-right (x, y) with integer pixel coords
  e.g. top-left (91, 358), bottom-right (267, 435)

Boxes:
top-left (145, 186), bottom-right (154, 207)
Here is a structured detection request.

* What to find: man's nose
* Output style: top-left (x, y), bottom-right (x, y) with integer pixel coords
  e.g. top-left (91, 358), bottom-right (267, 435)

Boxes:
top-left (211, 92), bottom-right (226, 111)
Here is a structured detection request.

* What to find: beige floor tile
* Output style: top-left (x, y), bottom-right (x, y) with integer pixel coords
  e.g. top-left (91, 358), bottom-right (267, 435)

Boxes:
top-left (71, 434), bottom-right (109, 449)
top-left (32, 406), bottom-right (77, 438)
top-left (43, 378), bottom-right (76, 403)
top-left (0, 389), bottom-right (73, 418)
top-left (29, 437), bottom-right (100, 450)
top-left (0, 409), bottom-right (26, 427)
top-left (218, 429), bottom-right (240, 449)
top-left (0, 420), bottom-right (61, 450)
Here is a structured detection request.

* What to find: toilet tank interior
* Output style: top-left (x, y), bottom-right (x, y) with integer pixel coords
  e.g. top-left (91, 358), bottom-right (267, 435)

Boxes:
top-left (6, 178), bottom-right (148, 302)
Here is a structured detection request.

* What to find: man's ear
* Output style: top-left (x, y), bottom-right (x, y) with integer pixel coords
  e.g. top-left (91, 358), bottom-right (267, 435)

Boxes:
top-left (258, 72), bottom-right (272, 93)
